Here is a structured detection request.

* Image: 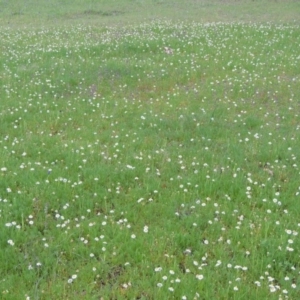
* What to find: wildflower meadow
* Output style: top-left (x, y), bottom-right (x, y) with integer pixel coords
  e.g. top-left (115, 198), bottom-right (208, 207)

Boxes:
top-left (1, 0), bottom-right (300, 299)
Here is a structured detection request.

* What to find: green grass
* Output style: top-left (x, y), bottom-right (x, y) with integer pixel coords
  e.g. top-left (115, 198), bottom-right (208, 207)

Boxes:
top-left (1, 1), bottom-right (300, 299)
top-left (0, 0), bottom-right (300, 27)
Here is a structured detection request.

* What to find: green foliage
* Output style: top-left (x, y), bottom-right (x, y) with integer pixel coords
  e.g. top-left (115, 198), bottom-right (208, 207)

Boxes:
top-left (1, 1), bottom-right (300, 299)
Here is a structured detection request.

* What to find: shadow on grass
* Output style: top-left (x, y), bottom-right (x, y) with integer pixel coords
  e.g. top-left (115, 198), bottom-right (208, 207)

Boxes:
top-left (82, 10), bottom-right (125, 17)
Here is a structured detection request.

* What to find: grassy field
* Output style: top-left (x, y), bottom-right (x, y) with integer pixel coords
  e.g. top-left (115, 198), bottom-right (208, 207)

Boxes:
top-left (1, 0), bottom-right (300, 27)
top-left (1, 0), bottom-right (300, 299)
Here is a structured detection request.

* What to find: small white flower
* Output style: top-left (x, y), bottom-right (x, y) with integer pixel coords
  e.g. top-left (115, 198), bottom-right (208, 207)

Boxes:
top-left (196, 274), bottom-right (204, 280)
top-left (122, 283), bottom-right (129, 289)
top-left (269, 285), bottom-right (276, 292)
top-left (215, 260), bottom-right (222, 267)
top-left (7, 239), bottom-right (14, 246)
top-left (126, 165), bottom-right (135, 169)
